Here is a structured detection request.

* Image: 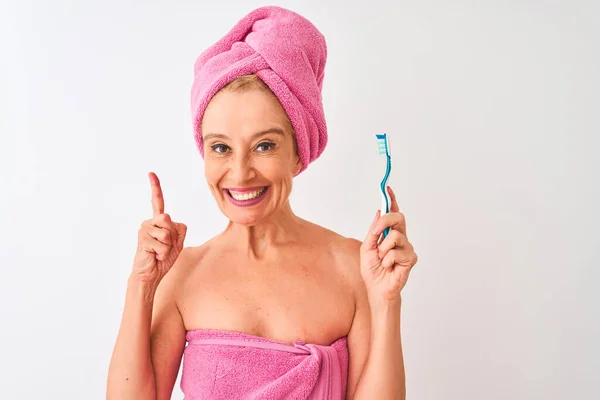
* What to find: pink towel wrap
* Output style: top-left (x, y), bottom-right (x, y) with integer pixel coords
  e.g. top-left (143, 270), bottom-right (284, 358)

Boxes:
top-left (181, 329), bottom-right (348, 399)
top-left (190, 6), bottom-right (328, 173)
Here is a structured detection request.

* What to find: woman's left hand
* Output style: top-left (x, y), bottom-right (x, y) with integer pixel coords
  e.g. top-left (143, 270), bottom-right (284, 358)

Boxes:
top-left (360, 186), bottom-right (418, 302)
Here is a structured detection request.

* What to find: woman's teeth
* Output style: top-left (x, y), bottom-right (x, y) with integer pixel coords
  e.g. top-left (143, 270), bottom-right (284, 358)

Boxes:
top-left (229, 187), bottom-right (266, 201)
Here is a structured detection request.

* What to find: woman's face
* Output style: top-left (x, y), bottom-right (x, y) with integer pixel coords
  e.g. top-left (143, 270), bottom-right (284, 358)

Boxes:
top-left (201, 89), bottom-right (301, 226)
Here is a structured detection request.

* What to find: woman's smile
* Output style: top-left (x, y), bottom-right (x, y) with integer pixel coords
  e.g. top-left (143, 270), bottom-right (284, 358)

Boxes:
top-left (223, 186), bottom-right (270, 207)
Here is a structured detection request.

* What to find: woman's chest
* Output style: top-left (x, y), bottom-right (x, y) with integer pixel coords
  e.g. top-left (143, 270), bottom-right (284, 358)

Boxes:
top-left (178, 256), bottom-right (355, 345)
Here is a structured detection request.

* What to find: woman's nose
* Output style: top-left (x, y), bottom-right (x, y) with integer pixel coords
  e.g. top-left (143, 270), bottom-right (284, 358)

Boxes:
top-left (229, 153), bottom-right (256, 183)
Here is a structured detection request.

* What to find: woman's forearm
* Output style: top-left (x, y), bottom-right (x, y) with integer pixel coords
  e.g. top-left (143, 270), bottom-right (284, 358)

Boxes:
top-left (106, 277), bottom-right (157, 400)
top-left (353, 295), bottom-right (405, 400)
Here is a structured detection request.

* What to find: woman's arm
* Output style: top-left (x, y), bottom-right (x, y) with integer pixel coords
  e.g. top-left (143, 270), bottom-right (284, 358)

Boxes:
top-left (106, 277), bottom-right (158, 399)
top-left (106, 265), bottom-right (187, 400)
top-left (347, 289), bottom-right (405, 400)
top-left (107, 172), bottom-right (188, 399)
top-left (345, 243), bottom-right (405, 400)
top-left (346, 187), bottom-right (417, 399)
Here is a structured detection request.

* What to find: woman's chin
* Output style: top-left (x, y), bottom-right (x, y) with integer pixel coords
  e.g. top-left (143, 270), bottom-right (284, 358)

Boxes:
top-left (222, 203), bottom-right (271, 226)
top-left (227, 212), bottom-right (266, 226)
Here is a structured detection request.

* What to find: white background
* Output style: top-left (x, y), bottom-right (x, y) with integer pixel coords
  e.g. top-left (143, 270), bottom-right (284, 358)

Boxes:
top-left (1, 0), bottom-right (599, 399)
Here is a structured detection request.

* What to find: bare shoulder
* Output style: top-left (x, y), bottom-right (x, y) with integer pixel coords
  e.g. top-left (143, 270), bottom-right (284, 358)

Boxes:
top-left (157, 239), bottom-right (217, 299)
top-left (303, 220), bottom-right (363, 278)
top-left (331, 237), bottom-right (363, 292)
top-left (305, 223), bottom-right (368, 327)
top-left (175, 243), bottom-right (212, 273)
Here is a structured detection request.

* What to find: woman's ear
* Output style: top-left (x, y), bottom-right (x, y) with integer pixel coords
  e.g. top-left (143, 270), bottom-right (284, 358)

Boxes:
top-left (292, 157), bottom-right (302, 177)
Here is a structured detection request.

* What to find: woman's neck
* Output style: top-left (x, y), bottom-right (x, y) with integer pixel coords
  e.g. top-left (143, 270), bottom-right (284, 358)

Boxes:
top-left (223, 201), bottom-right (306, 260)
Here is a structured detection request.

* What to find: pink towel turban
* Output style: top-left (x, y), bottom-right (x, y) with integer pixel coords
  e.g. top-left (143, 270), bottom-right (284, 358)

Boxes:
top-left (190, 6), bottom-right (328, 173)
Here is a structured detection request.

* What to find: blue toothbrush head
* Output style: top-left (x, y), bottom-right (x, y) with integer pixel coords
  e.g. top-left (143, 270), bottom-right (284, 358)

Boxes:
top-left (376, 133), bottom-right (390, 157)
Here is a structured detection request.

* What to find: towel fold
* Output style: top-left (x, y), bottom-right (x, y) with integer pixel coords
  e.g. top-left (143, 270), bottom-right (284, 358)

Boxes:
top-left (180, 329), bottom-right (348, 399)
top-left (190, 6), bottom-right (328, 173)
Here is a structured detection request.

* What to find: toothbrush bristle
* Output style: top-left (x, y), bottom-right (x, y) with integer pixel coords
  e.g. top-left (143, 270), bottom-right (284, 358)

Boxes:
top-left (376, 133), bottom-right (388, 155)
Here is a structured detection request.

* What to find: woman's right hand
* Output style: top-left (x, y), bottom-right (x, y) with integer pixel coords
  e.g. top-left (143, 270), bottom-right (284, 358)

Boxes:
top-left (132, 172), bottom-right (187, 288)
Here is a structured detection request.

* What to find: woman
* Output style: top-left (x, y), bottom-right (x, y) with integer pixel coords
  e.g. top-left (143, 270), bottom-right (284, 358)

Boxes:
top-left (107, 6), bottom-right (417, 400)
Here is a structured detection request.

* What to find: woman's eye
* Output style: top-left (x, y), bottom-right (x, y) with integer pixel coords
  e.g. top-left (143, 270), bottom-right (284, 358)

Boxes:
top-left (256, 142), bottom-right (275, 152)
top-left (211, 144), bottom-right (230, 154)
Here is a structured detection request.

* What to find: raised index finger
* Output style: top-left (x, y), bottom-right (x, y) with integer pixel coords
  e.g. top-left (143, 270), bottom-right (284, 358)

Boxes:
top-left (148, 172), bottom-right (164, 216)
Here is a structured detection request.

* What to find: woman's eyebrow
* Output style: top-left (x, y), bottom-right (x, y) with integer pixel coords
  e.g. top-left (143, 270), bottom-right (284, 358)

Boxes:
top-left (202, 133), bottom-right (228, 141)
top-left (203, 128), bottom-right (285, 142)
top-left (251, 128), bottom-right (285, 139)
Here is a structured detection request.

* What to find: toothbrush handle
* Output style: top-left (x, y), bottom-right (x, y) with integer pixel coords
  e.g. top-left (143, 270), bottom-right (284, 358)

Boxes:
top-left (381, 192), bottom-right (391, 238)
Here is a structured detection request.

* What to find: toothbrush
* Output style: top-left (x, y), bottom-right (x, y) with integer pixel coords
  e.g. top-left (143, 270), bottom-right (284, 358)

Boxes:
top-left (376, 133), bottom-right (392, 238)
